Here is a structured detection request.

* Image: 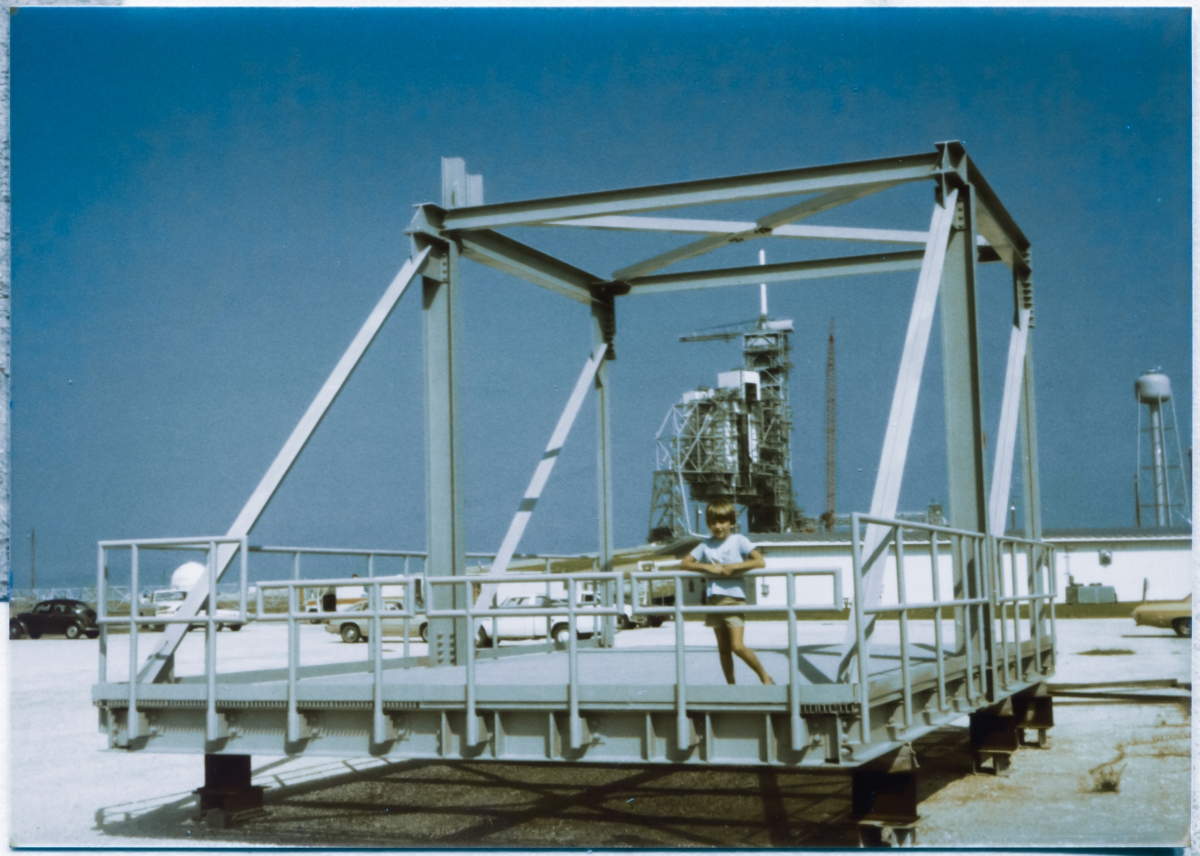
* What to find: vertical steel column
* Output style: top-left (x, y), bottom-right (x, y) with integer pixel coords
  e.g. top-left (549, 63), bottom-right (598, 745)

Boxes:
top-left (592, 296), bottom-right (617, 647)
top-left (424, 166), bottom-right (468, 666)
top-left (1018, 332), bottom-right (1047, 653)
top-left (937, 164), bottom-right (990, 677)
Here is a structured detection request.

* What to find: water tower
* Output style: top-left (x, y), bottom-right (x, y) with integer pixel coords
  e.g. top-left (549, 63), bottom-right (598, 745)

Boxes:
top-left (1135, 369), bottom-right (1190, 527)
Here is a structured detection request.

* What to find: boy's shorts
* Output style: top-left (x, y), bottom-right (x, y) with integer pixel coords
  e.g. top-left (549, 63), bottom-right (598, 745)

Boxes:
top-left (705, 594), bottom-right (746, 628)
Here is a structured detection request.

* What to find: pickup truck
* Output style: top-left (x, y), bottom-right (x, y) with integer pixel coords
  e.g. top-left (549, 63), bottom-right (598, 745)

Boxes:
top-left (139, 589), bottom-right (244, 632)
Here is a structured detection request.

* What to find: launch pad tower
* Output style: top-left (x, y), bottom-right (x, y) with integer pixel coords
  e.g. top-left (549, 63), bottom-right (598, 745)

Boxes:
top-left (647, 302), bottom-right (802, 541)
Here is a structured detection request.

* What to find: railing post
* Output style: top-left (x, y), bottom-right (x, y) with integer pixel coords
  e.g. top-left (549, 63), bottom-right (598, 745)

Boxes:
top-left (127, 545), bottom-right (140, 740)
top-left (97, 544), bottom-right (108, 684)
top-left (849, 514), bottom-right (871, 744)
top-left (205, 541), bottom-right (219, 742)
top-left (568, 577), bottom-right (582, 750)
top-left (673, 572), bottom-right (689, 752)
top-left (956, 535), bottom-right (975, 704)
top-left (1009, 540), bottom-right (1023, 681)
top-left (974, 537), bottom-right (992, 702)
top-left (465, 577), bottom-right (479, 746)
top-left (994, 538), bottom-right (1010, 691)
top-left (239, 537), bottom-right (249, 624)
top-left (929, 532), bottom-right (946, 712)
top-left (787, 570), bottom-right (804, 751)
top-left (372, 580), bottom-right (387, 745)
top-left (286, 581), bottom-right (302, 744)
top-left (896, 528), bottom-right (912, 730)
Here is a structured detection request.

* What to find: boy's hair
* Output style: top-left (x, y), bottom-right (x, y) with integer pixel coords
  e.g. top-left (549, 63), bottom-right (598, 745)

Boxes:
top-left (705, 499), bottom-right (737, 526)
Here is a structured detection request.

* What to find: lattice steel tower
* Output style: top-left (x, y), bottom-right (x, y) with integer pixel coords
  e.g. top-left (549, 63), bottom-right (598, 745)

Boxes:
top-left (648, 258), bottom-right (801, 541)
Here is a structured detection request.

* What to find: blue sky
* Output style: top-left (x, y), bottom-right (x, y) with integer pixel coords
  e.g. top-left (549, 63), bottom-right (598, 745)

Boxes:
top-left (12, 7), bottom-right (1191, 587)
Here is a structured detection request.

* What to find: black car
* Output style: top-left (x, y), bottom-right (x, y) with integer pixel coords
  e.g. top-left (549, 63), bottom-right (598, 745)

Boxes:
top-left (10, 599), bottom-right (99, 640)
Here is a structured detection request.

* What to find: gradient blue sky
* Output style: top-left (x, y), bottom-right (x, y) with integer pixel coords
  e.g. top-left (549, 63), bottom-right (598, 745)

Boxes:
top-left (12, 7), bottom-right (1191, 587)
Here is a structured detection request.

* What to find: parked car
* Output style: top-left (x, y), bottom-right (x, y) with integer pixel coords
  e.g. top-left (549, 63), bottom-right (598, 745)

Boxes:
top-left (478, 594), bottom-right (600, 645)
top-left (325, 594), bottom-right (604, 646)
top-left (10, 599), bottom-right (99, 640)
top-left (324, 599), bottom-right (426, 644)
top-left (1132, 593), bottom-right (1192, 637)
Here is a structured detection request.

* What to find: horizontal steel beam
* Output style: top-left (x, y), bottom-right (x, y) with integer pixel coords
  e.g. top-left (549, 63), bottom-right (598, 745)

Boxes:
top-left (440, 151), bottom-right (943, 231)
top-left (457, 229), bottom-right (601, 304)
top-left (622, 250), bottom-right (927, 295)
top-left (613, 182), bottom-right (896, 280)
top-left (966, 155), bottom-right (1030, 271)
top-left (547, 215), bottom-right (933, 245)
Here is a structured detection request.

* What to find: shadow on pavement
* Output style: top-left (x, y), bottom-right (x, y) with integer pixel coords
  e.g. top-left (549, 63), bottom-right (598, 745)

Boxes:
top-left (95, 727), bottom-right (979, 848)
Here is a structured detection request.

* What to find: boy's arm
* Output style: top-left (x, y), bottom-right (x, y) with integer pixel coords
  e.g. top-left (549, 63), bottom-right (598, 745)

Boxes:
top-left (680, 554), bottom-right (720, 573)
top-left (717, 547), bottom-right (766, 576)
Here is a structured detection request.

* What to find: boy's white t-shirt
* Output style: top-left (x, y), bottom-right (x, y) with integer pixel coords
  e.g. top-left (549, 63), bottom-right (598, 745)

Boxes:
top-left (690, 533), bottom-right (756, 598)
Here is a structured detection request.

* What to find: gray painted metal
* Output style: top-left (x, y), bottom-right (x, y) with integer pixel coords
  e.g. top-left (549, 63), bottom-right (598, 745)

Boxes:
top-left (988, 309), bottom-right (1032, 536)
top-left (624, 251), bottom-right (926, 295)
top-left (93, 143), bottom-right (1053, 778)
top-left (612, 181), bottom-right (896, 281)
top-left (937, 182), bottom-right (991, 663)
top-left (94, 519), bottom-right (1055, 768)
top-left (439, 152), bottom-right (942, 231)
top-left (423, 246), bottom-right (468, 664)
top-left (836, 191), bottom-right (956, 682)
top-left (1019, 338), bottom-right (1043, 544)
top-left (475, 346), bottom-right (608, 615)
top-left (592, 301), bottom-right (618, 648)
top-left (547, 215), bottom-right (935, 246)
top-left (135, 249), bottom-right (430, 685)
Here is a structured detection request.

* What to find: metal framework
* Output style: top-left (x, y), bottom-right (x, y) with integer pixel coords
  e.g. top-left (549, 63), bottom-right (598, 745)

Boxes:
top-left (648, 311), bottom-right (800, 541)
top-left (92, 144), bottom-right (1054, 834)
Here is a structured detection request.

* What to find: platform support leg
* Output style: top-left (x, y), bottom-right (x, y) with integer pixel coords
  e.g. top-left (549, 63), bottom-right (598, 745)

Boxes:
top-left (194, 754), bottom-right (265, 828)
top-left (852, 743), bottom-right (919, 847)
top-left (1014, 682), bottom-right (1054, 749)
top-left (969, 698), bottom-right (1018, 775)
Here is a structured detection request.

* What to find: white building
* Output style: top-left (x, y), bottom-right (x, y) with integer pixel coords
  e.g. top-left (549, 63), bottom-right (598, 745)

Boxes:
top-left (653, 527), bottom-right (1192, 608)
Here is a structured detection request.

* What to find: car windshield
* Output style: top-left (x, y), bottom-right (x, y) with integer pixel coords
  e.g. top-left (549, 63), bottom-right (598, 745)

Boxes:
top-left (158, 591), bottom-right (186, 602)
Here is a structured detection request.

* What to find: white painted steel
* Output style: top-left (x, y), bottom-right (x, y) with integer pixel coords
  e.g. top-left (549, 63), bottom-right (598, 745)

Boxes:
top-left (626, 251), bottom-right (926, 295)
top-left (548, 215), bottom-right (936, 246)
top-left (836, 191), bottom-right (957, 682)
top-left (759, 249), bottom-right (768, 316)
top-left (137, 248), bottom-right (431, 684)
top-left (458, 230), bottom-right (596, 305)
top-left (987, 308), bottom-right (1031, 536)
top-left (440, 152), bottom-right (941, 231)
top-left (475, 346), bottom-right (608, 614)
top-left (612, 182), bottom-right (895, 281)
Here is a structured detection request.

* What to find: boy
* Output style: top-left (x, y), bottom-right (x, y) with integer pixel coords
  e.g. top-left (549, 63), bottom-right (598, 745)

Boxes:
top-left (679, 499), bottom-right (773, 685)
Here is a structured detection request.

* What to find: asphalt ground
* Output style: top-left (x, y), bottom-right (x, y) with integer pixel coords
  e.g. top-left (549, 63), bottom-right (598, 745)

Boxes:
top-left (5, 607), bottom-right (1193, 849)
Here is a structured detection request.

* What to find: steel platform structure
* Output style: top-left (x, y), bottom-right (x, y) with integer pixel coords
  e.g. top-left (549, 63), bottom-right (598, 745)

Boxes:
top-left (93, 143), bottom-right (1055, 836)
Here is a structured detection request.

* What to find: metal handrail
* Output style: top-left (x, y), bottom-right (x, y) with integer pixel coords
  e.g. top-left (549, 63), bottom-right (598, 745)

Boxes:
top-left (97, 530), bottom-right (1056, 758)
top-left (848, 513), bottom-right (1056, 742)
top-left (628, 566), bottom-right (844, 752)
top-left (97, 536), bottom-right (250, 743)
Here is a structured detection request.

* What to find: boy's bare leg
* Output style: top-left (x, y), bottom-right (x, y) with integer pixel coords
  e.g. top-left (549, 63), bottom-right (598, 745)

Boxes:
top-left (728, 626), bottom-right (774, 684)
top-left (713, 626), bottom-right (736, 684)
